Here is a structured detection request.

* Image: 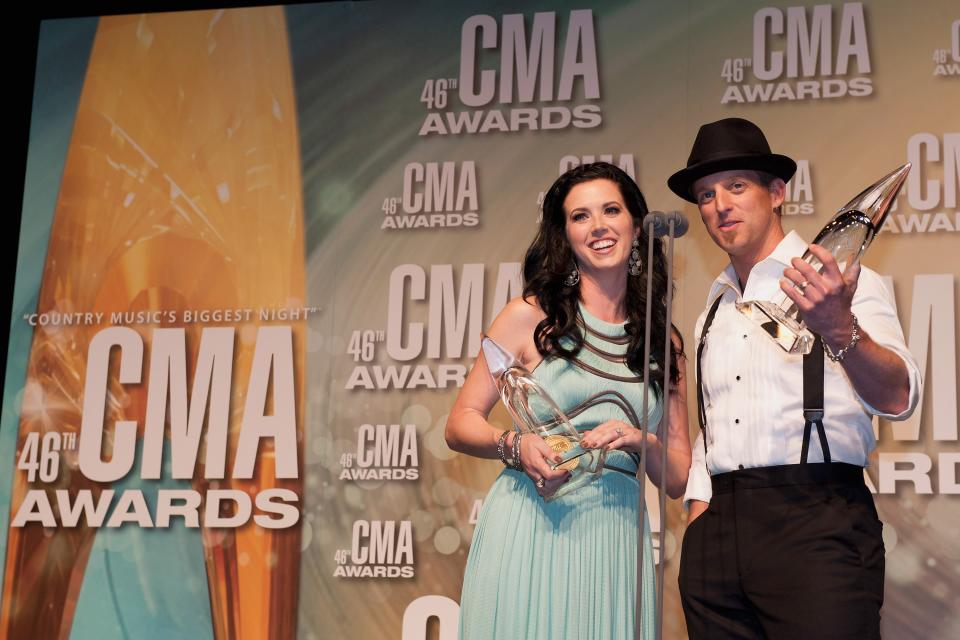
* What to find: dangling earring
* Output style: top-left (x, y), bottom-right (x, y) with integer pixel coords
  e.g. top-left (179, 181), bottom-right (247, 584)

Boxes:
top-left (564, 263), bottom-right (580, 287)
top-left (628, 237), bottom-right (642, 276)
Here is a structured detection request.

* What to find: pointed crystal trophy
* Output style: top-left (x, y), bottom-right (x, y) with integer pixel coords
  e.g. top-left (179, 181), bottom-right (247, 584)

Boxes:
top-left (737, 163), bottom-right (911, 354)
top-left (482, 336), bottom-right (605, 499)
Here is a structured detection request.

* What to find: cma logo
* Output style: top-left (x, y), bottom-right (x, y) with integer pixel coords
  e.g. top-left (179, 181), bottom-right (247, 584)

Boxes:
top-left (459, 10), bottom-right (599, 107)
top-left (333, 520), bottom-right (415, 578)
top-left (382, 162), bottom-right (479, 230)
top-left (783, 160), bottom-right (814, 216)
top-left (536, 154), bottom-right (637, 211)
top-left (724, 3), bottom-right (872, 103)
top-left (402, 162), bottom-right (477, 214)
top-left (421, 11), bottom-right (602, 135)
top-left (340, 424), bottom-right (419, 481)
top-left (931, 19), bottom-right (960, 76)
top-left (905, 133), bottom-right (960, 211)
top-left (753, 2), bottom-right (870, 80)
top-left (884, 133), bottom-right (959, 234)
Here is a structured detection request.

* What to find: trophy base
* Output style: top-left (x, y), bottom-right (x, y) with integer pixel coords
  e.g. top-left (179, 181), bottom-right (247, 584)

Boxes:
top-left (735, 299), bottom-right (815, 355)
top-left (546, 466), bottom-right (602, 501)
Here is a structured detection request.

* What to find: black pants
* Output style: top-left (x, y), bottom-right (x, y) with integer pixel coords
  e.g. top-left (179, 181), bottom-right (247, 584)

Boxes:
top-left (678, 463), bottom-right (885, 639)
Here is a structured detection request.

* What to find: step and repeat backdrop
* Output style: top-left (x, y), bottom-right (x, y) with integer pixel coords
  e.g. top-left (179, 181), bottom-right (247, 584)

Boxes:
top-left (1, 1), bottom-right (956, 638)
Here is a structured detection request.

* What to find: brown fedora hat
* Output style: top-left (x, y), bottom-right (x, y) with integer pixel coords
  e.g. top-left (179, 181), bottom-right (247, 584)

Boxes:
top-left (668, 118), bottom-right (796, 203)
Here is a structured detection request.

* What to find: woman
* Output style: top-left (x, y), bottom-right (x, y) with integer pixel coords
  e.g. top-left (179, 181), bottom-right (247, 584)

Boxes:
top-left (446, 162), bottom-right (691, 639)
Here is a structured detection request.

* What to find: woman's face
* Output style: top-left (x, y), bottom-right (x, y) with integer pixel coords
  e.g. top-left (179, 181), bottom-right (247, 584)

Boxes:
top-left (562, 178), bottom-right (638, 277)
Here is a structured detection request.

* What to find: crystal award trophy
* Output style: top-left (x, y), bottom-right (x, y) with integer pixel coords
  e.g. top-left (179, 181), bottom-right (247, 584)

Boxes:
top-left (737, 163), bottom-right (911, 354)
top-left (482, 336), bottom-right (605, 499)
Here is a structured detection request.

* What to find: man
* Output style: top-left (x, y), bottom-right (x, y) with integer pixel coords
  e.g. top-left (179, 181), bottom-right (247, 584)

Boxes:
top-left (669, 118), bottom-right (921, 639)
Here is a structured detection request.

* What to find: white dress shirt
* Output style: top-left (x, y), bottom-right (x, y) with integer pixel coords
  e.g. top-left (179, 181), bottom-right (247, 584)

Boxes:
top-left (683, 231), bottom-right (922, 507)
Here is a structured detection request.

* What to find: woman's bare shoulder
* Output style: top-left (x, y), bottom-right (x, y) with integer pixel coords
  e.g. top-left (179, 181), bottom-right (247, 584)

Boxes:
top-left (496, 295), bottom-right (545, 326)
top-left (486, 296), bottom-right (546, 362)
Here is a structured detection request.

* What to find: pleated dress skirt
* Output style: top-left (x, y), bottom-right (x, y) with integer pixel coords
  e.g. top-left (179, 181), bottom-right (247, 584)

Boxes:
top-left (458, 460), bottom-right (655, 640)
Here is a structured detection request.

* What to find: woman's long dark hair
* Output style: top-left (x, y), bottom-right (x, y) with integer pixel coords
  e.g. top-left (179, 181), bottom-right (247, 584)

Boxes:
top-left (522, 162), bottom-right (683, 384)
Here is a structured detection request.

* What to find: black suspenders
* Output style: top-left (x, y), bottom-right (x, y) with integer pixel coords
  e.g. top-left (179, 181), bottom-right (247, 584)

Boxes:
top-left (696, 295), bottom-right (724, 455)
top-left (696, 292), bottom-right (832, 463)
top-left (801, 335), bottom-right (830, 463)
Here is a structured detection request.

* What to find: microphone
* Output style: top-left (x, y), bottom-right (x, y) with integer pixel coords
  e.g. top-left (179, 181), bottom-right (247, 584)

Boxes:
top-left (642, 210), bottom-right (689, 238)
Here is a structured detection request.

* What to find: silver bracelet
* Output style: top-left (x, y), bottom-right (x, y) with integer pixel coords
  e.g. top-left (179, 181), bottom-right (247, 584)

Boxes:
top-left (511, 432), bottom-right (524, 471)
top-left (497, 431), bottom-right (510, 466)
top-left (825, 313), bottom-right (861, 363)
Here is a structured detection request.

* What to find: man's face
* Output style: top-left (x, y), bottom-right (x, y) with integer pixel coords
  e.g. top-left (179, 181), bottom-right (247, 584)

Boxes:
top-left (692, 170), bottom-right (785, 266)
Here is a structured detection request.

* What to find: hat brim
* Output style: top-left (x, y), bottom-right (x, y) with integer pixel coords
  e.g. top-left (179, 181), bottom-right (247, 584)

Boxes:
top-left (668, 153), bottom-right (797, 203)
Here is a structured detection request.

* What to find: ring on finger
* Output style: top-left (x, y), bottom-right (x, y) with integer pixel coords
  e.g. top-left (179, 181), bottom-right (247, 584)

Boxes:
top-left (536, 477), bottom-right (545, 489)
top-left (615, 426), bottom-right (624, 437)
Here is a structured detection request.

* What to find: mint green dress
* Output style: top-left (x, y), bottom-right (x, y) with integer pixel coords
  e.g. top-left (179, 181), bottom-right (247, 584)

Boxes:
top-left (459, 306), bottom-right (662, 639)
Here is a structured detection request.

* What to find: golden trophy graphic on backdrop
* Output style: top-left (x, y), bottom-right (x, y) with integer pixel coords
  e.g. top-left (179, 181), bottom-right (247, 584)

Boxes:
top-left (1, 9), bottom-right (304, 640)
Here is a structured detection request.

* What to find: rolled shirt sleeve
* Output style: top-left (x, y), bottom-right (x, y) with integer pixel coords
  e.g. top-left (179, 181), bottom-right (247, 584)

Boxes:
top-left (849, 267), bottom-right (922, 421)
top-left (683, 431), bottom-right (712, 510)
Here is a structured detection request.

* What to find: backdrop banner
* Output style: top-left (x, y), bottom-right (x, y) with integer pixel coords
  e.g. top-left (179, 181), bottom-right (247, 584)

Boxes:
top-left (2, 2), bottom-right (957, 638)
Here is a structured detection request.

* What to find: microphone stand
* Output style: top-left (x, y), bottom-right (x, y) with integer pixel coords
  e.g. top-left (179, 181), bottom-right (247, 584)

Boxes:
top-left (636, 212), bottom-right (684, 640)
